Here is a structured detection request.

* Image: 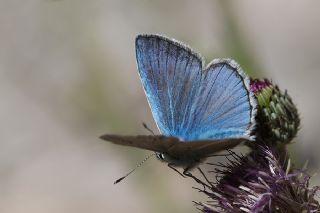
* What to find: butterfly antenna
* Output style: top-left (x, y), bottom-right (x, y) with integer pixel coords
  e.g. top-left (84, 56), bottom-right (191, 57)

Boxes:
top-left (114, 153), bottom-right (155, 184)
top-left (142, 122), bottom-right (155, 135)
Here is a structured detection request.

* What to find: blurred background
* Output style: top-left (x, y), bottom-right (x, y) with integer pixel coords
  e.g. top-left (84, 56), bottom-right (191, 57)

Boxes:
top-left (1, 0), bottom-right (320, 212)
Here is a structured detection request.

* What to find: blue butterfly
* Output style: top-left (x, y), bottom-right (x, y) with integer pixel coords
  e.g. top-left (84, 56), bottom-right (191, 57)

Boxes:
top-left (101, 34), bottom-right (257, 180)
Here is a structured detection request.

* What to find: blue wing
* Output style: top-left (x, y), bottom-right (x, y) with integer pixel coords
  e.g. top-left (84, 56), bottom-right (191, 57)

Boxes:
top-left (136, 35), bottom-right (256, 141)
top-left (189, 60), bottom-right (256, 140)
top-left (136, 35), bottom-right (202, 136)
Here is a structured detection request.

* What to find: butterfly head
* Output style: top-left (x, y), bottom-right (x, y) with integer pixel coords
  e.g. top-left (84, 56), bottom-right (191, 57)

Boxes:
top-left (155, 152), bottom-right (180, 164)
top-left (155, 152), bottom-right (167, 162)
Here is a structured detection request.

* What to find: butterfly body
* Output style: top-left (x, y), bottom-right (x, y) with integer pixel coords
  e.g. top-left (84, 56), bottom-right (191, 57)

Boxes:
top-left (101, 34), bottom-right (257, 172)
top-left (100, 134), bottom-right (245, 170)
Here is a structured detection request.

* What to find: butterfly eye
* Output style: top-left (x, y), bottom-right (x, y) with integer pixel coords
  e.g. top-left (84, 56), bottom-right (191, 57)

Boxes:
top-left (156, 153), bottom-right (165, 161)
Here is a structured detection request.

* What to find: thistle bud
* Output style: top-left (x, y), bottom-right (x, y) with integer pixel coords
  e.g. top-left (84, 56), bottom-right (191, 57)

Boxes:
top-left (250, 79), bottom-right (300, 144)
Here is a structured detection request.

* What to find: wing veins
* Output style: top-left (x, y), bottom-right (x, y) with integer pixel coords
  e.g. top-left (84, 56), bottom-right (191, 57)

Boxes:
top-left (192, 64), bottom-right (225, 129)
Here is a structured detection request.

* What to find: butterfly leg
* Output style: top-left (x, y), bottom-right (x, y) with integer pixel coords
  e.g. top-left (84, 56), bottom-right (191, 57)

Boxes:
top-left (182, 167), bottom-right (211, 189)
top-left (182, 166), bottom-right (192, 176)
top-left (167, 163), bottom-right (186, 178)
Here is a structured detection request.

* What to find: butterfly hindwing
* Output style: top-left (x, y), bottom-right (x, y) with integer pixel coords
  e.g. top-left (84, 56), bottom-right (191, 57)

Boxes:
top-left (167, 138), bottom-right (244, 158)
top-left (100, 134), bottom-right (244, 157)
top-left (100, 134), bottom-right (245, 159)
top-left (189, 59), bottom-right (256, 140)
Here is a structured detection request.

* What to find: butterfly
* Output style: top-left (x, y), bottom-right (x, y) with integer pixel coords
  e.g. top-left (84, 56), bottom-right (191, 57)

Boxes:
top-left (100, 34), bottom-right (257, 181)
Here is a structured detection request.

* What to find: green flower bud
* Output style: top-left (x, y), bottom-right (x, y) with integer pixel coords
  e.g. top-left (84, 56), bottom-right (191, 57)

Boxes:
top-left (250, 79), bottom-right (300, 144)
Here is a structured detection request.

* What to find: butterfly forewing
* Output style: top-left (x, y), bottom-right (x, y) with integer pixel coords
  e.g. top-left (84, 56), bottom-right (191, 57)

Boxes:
top-left (136, 35), bottom-right (202, 138)
top-left (100, 134), bottom-right (179, 153)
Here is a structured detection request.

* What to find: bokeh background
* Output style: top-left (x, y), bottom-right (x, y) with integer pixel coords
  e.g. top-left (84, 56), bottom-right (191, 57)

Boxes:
top-left (1, 0), bottom-right (320, 212)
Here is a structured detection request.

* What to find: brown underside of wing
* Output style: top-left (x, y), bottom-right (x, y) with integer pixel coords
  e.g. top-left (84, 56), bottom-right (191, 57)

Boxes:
top-left (100, 134), bottom-right (245, 158)
top-left (99, 134), bottom-right (180, 153)
top-left (168, 138), bottom-right (245, 158)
